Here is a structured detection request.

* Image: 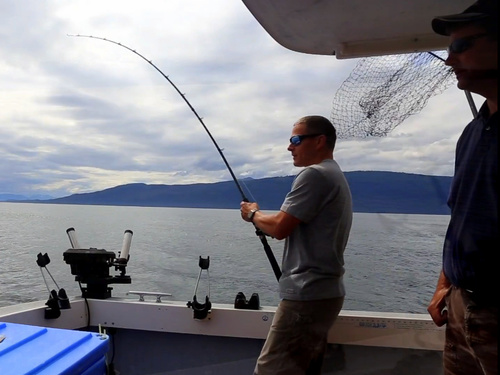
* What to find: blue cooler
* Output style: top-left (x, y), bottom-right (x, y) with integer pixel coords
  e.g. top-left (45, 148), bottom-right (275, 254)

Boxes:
top-left (0, 322), bottom-right (109, 375)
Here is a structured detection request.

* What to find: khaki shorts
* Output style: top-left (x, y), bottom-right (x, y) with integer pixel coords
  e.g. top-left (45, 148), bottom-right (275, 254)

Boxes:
top-left (254, 297), bottom-right (344, 375)
top-left (444, 287), bottom-right (498, 375)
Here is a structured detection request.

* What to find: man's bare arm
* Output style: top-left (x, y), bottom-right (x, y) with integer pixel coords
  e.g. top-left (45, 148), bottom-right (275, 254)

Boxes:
top-left (240, 202), bottom-right (301, 240)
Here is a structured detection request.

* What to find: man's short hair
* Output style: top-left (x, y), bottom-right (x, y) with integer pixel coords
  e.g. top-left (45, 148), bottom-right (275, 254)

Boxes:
top-left (432, 0), bottom-right (498, 37)
top-left (297, 115), bottom-right (337, 150)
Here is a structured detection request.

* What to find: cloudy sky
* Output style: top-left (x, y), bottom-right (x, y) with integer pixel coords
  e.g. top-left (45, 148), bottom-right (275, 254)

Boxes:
top-left (0, 1), bottom-right (482, 198)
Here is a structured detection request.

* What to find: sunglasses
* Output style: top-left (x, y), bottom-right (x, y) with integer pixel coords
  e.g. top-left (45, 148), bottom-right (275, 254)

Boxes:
top-left (448, 33), bottom-right (488, 54)
top-left (289, 134), bottom-right (322, 146)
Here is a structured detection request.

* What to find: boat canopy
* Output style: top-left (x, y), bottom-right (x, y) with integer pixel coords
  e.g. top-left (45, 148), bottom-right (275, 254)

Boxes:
top-left (242, 0), bottom-right (472, 58)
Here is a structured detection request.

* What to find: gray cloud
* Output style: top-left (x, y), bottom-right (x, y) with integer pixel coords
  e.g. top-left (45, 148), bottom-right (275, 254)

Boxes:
top-left (0, 0), bottom-right (479, 198)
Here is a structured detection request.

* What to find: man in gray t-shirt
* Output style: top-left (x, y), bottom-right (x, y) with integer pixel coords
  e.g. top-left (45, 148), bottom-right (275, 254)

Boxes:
top-left (241, 115), bottom-right (352, 375)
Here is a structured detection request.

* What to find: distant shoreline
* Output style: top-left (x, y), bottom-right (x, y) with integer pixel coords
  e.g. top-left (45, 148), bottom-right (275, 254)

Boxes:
top-left (2, 171), bottom-right (452, 215)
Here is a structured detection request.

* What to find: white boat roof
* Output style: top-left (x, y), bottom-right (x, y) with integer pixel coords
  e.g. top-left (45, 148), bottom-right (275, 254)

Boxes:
top-left (242, 0), bottom-right (472, 58)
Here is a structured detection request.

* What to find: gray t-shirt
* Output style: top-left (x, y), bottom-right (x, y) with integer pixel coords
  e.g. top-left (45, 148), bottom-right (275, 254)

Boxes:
top-left (279, 159), bottom-right (353, 301)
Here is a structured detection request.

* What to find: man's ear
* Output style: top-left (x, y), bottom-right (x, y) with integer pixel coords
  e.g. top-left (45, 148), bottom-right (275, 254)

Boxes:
top-left (316, 134), bottom-right (327, 149)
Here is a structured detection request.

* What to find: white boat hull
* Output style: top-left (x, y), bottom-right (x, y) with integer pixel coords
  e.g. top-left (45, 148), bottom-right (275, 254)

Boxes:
top-left (1, 297), bottom-right (444, 374)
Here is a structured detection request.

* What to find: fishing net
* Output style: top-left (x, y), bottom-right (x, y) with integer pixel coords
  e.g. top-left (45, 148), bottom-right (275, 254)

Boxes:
top-left (331, 52), bottom-right (456, 138)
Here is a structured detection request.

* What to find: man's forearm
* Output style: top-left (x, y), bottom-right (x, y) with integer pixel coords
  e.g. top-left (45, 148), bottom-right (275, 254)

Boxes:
top-left (252, 210), bottom-right (300, 241)
top-left (240, 202), bottom-right (300, 240)
top-left (252, 211), bottom-right (283, 239)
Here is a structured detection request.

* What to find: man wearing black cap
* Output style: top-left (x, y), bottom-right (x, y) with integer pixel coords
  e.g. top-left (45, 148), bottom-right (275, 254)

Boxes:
top-left (428, 1), bottom-right (498, 374)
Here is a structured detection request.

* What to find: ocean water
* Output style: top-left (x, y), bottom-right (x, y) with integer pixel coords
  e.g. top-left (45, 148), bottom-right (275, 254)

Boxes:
top-left (0, 202), bottom-right (448, 313)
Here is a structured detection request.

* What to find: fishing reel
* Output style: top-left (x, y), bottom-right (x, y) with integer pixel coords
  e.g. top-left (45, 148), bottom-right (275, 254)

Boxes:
top-left (234, 292), bottom-right (260, 310)
top-left (63, 228), bottom-right (132, 299)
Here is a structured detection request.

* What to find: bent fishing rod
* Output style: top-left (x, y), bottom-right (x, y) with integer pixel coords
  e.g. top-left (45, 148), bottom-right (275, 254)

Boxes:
top-left (69, 34), bottom-right (282, 281)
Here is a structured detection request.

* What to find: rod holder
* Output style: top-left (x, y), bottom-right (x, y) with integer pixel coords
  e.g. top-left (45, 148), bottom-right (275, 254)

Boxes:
top-left (66, 227), bottom-right (81, 249)
top-left (119, 230), bottom-right (133, 262)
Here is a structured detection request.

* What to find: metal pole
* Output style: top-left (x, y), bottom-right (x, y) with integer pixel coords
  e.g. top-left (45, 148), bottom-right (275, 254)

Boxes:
top-left (464, 90), bottom-right (479, 118)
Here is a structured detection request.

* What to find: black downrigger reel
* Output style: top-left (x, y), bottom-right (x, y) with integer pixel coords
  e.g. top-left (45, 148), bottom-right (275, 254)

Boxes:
top-left (63, 227), bottom-right (133, 299)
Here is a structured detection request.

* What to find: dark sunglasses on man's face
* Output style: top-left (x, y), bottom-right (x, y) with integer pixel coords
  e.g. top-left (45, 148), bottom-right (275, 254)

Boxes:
top-left (289, 134), bottom-right (322, 146)
top-left (448, 33), bottom-right (488, 54)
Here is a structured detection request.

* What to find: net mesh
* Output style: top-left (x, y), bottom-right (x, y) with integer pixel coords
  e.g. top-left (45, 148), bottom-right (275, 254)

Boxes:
top-left (331, 52), bottom-right (456, 138)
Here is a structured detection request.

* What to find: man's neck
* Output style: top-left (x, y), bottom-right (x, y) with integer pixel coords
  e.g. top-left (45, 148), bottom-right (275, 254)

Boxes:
top-left (487, 99), bottom-right (498, 115)
top-left (478, 82), bottom-right (498, 115)
top-left (307, 154), bottom-right (333, 166)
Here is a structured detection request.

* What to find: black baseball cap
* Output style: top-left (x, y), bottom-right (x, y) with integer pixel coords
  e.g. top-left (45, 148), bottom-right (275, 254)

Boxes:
top-left (432, 0), bottom-right (498, 36)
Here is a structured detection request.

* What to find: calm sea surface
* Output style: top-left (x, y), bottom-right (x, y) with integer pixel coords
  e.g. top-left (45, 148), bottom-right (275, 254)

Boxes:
top-left (0, 202), bottom-right (448, 313)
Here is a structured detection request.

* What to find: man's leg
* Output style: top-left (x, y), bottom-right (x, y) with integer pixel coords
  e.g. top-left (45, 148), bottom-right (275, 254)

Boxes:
top-left (444, 287), bottom-right (498, 375)
top-left (254, 297), bottom-right (344, 375)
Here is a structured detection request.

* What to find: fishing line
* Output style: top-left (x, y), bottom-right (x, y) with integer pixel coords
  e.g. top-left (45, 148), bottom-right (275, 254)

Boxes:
top-left (68, 34), bottom-right (282, 281)
top-left (239, 178), bottom-right (258, 203)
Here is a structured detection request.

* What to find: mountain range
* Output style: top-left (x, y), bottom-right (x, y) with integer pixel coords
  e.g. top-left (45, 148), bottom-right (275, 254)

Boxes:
top-left (10, 171), bottom-right (453, 215)
top-left (0, 193), bottom-right (54, 201)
